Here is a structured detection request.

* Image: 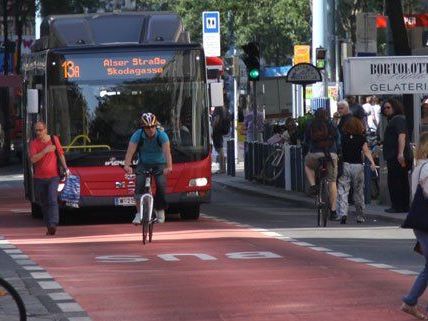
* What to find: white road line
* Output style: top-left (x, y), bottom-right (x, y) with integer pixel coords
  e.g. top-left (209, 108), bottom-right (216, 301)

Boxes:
top-left (326, 251), bottom-right (351, 258)
top-left (367, 263), bottom-right (395, 269)
top-left (68, 317), bottom-right (92, 321)
top-left (4, 249), bottom-right (22, 254)
top-left (48, 292), bottom-right (73, 301)
top-left (10, 254), bottom-right (29, 259)
top-left (291, 241), bottom-right (315, 247)
top-left (346, 257), bottom-right (373, 263)
top-left (309, 246), bottom-right (331, 252)
top-left (391, 269), bottom-right (418, 275)
top-left (23, 266), bottom-right (44, 271)
top-left (57, 302), bottom-right (84, 312)
top-left (38, 281), bottom-right (62, 290)
top-left (31, 272), bottom-right (53, 279)
top-left (198, 215), bottom-right (419, 277)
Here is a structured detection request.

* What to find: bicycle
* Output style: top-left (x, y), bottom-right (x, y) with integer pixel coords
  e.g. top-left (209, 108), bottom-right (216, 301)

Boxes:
top-left (315, 157), bottom-right (331, 227)
top-left (259, 143), bottom-right (285, 184)
top-left (137, 169), bottom-right (159, 245)
top-left (0, 276), bottom-right (27, 321)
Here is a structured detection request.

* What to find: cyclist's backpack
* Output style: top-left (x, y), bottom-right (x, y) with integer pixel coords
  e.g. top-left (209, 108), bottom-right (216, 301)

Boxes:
top-left (310, 119), bottom-right (334, 149)
top-left (220, 109), bottom-right (231, 135)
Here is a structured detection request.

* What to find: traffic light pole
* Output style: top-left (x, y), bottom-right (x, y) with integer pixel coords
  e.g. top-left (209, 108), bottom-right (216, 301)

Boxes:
top-left (250, 81), bottom-right (257, 142)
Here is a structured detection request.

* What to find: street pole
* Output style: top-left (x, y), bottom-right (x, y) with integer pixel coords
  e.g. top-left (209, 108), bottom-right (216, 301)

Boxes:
top-left (233, 65), bottom-right (238, 164)
top-left (251, 81), bottom-right (257, 142)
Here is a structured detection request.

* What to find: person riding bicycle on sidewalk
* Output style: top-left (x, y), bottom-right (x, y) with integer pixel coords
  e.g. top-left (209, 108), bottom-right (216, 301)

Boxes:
top-left (124, 113), bottom-right (173, 224)
top-left (304, 108), bottom-right (341, 221)
top-left (336, 116), bottom-right (377, 224)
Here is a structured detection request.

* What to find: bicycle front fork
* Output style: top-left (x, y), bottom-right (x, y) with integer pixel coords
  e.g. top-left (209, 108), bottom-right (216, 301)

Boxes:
top-left (139, 193), bottom-right (154, 221)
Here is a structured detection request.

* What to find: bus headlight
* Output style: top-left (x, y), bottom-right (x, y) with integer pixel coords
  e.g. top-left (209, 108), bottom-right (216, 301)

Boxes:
top-left (188, 177), bottom-right (208, 187)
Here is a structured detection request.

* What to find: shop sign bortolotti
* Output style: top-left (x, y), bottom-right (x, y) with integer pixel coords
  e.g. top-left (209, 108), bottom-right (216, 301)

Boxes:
top-left (344, 55), bottom-right (428, 95)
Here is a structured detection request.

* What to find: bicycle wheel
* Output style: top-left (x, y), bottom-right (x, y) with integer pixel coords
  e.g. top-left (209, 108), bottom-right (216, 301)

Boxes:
top-left (320, 179), bottom-right (330, 227)
top-left (0, 277), bottom-right (27, 321)
top-left (261, 150), bottom-right (284, 183)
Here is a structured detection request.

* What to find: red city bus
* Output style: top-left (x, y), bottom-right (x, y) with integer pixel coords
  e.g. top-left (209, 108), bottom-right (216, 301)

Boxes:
top-left (22, 12), bottom-right (211, 220)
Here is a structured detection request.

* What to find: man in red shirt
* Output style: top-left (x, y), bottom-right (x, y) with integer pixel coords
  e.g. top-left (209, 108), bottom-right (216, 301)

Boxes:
top-left (29, 121), bottom-right (69, 235)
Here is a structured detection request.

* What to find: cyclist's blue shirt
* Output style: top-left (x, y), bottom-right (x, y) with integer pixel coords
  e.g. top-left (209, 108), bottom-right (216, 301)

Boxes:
top-left (130, 129), bottom-right (169, 165)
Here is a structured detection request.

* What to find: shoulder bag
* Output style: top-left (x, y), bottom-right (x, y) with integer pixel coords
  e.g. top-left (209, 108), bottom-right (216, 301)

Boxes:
top-left (50, 135), bottom-right (67, 181)
top-left (401, 162), bottom-right (428, 232)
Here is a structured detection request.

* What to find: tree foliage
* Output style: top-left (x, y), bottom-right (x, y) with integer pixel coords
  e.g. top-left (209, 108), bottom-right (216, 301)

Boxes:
top-left (136, 0), bottom-right (311, 66)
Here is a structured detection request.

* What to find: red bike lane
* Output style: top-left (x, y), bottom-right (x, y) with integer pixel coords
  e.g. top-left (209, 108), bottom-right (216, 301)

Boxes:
top-left (0, 184), bottom-right (418, 321)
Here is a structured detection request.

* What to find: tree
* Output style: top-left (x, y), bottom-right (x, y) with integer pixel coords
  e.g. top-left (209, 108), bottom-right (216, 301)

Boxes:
top-left (14, 0), bottom-right (36, 74)
top-left (136, 0), bottom-right (311, 66)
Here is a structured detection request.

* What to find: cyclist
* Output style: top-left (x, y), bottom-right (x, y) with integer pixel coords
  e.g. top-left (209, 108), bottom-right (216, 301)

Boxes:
top-left (124, 112), bottom-right (173, 224)
top-left (304, 108), bottom-right (341, 220)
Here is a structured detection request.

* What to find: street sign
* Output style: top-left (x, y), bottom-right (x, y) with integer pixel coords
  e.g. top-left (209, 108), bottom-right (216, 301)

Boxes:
top-left (202, 11), bottom-right (220, 57)
top-left (293, 45), bottom-right (310, 65)
top-left (286, 63), bottom-right (322, 85)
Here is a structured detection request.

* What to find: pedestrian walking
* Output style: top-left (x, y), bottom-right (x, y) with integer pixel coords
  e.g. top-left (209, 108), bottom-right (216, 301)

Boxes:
top-left (211, 106), bottom-right (230, 174)
top-left (29, 121), bottom-right (69, 235)
top-left (382, 98), bottom-right (413, 213)
top-left (336, 117), bottom-right (376, 224)
top-left (400, 131), bottom-right (428, 320)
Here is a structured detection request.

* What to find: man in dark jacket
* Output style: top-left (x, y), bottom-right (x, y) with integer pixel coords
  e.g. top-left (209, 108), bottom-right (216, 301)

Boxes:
top-left (382, 98), bottom-right (412, 213)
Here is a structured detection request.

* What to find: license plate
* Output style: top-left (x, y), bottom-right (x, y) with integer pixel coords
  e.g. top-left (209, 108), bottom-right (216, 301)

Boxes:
top-left (114, 197), bottom-right (135, 206)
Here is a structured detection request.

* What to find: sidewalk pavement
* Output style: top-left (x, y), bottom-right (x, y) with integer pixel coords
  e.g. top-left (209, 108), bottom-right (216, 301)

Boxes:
top-left (211, 162), bottom-right (407, 224)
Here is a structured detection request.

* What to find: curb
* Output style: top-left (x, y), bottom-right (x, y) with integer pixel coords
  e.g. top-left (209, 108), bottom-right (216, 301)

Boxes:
top-left (213, 177), bottom-right (405, 225)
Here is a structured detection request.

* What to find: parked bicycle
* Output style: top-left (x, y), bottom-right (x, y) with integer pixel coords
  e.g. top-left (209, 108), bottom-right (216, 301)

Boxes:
top-left (259, 143), bottom-right (285, 184)
top-left (137, 168), bottom-right (160, 244)
top-left (315, 157), bottom-right (331, 227)
top-left (0, 276), bottom-right (27, 321)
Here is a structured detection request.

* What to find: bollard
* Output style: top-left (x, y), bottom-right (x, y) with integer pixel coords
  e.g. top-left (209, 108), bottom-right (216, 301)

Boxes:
top-left (244, 141), bottom-right (249, 179)
top-left (226, 139), bottom-right (235, 176)
top-left (364, 159), bottom-right (372, 204)
top-left (248, 142), bottom-right (254, 180)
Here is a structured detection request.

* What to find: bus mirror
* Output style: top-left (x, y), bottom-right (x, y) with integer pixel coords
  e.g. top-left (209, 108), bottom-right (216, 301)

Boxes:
top-left (27, 89), bottom-right (39, 114)
top-left (209, 82), bottom-right (224, 107)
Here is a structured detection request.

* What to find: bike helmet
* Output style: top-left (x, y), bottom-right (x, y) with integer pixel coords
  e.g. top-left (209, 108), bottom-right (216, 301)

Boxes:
top-left (141, 112), bottom-right (158, 127)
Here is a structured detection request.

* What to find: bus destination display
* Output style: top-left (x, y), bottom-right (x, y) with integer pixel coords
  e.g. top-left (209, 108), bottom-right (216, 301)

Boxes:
top-left (59, 54), bottom-right (171, 81)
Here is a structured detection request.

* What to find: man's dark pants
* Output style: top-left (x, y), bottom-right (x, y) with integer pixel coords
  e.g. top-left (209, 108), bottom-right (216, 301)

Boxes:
top-left (387, 159), bottom-right (410, 211)
top-left (135, 164), bottom-right (167, 210)
top-left (34, 177), bottom-right (60, 227)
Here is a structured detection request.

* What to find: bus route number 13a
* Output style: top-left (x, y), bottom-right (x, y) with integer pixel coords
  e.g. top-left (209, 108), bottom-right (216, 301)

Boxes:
top-left (62, 60), bottom-right (80, 79)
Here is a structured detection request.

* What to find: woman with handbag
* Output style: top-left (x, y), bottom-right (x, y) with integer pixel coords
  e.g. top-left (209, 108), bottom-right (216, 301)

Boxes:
top-left (401, 131), bottom-right (428, 319)
top-left (29, 121), bottom-right (69, 236)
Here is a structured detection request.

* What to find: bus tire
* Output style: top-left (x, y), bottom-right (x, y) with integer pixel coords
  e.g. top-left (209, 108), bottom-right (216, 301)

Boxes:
top-left (31, 202), bottom-right (42, 219)
top-left (180, 204), bottom-right (200, 220)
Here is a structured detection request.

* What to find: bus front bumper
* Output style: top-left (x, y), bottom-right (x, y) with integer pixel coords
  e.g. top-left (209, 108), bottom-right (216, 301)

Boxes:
top-left (66, 190), bottom-right (211, 208)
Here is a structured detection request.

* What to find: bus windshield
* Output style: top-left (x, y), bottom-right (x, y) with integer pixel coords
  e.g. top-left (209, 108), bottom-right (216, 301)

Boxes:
top-left (46, 48), bottom-right (209, 165)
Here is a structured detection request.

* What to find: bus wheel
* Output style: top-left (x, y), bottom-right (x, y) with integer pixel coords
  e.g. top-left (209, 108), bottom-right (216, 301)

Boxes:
top-left (31, 202), bottom-right (42, 219)
top-left (180, 204), bottom-right (200, 220)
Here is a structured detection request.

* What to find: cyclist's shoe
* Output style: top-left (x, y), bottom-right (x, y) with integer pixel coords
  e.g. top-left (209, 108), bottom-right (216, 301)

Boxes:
top-left (132, 213), bottom-right (142, 225)
top-left (307, 185), bottom-right (318, 196)
top-left (329, 210), bottom-right (340, 221)
top-left (356, 214), bottom-right (366, 223)
top-left (156, 209), bottom-right (165, 223)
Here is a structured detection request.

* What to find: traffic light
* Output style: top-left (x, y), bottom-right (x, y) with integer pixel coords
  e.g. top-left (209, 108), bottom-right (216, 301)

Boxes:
top-left (241, 41), bottom-right (260, 81)
top-left (315, 47), bottom-right (327, 69)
